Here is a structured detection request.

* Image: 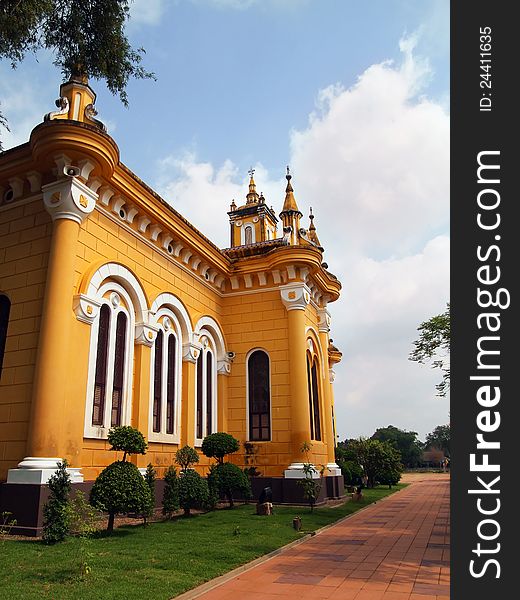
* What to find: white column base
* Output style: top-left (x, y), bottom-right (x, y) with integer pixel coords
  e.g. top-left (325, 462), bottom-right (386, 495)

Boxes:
top-left (326, 462), bottom-right (342, 477)
top-left (284, 462), bottom-right (321, 479)
top-left (6, 457), bottom-right (84, 484)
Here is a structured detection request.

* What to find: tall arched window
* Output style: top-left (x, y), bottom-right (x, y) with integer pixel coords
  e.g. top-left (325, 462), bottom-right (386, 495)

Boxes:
top-left (86, 290), bottom-right (133, 436)
top-left (307, 354), bottom-right (321, 441)
top-left (248, 350), bottom-right (271, 441)
top-left (150, 313), bottom-right (181, 442)
top-left (0, 294), bottom-right (11, 379)
top-left (195, 333), bottom-right (217, 443)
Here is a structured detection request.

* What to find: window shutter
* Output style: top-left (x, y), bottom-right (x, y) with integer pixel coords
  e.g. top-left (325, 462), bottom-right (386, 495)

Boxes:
top-left (153, 330), bottom-right (163, 433)
top-left (166, 335), bottom-right (176, 434)
top-left (206, 352), bottom-right (213, 435)
top-left (92, 304), bottom-right (110, 426)
top-left (111, 312), bottom-right (127, 427)
top-left (0, 295), bottom-right (11, 379)
top-left (196, 353), bottom-right (203, 439)
top-left (248, 350), bottom-right (271, 441)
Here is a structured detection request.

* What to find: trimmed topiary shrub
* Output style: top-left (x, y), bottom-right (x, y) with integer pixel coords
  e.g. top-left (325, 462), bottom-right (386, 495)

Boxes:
top-left (90, 461), bottom-right (151, 531)
top-left (143, 463), bottom-right (156, 524)
top-left (178, 469), bottom-right (209, 516)
top-left (201, 432), bottom-right (239, 465)
top-left (208, 462), bottom-right (252, 508)
top-left (175, 445), bottom-right (199, 472)
top-left (162, 465), bottom-right (180, 517)
top-left (42, 460), bottom-right (71, 544)
top-left (107, 426), bottom-right (147, 461)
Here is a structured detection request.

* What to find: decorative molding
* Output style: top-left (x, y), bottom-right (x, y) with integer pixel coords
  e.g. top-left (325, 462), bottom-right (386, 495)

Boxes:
top-left (26, 171), bottom-right (42, 193)
top-left (42, 177), bottom-right (98, 224)
top-left (135, 322), bottom-right (159, 347)
top-left (317, 307), bottom-right (331, 333)
top-left (280, 282), bottom-right (311, 312)
top-left (73, 294), bottom-right (102, 324)
top-left (329, 368), bottom-right (336, 383)
top-left (182, 341), bottom-right (201, 363)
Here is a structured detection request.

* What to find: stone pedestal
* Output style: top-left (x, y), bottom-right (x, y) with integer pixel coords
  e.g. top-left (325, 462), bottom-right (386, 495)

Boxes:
top-left (6, 457), bottom-right (84, 484)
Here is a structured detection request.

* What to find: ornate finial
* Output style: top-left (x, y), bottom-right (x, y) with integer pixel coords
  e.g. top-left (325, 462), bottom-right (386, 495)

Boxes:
top-left (286, 165), bottom-right (291, 179)
top-left (308, 206), bottom-right (322, 248)
top-left (246, 166), bottom-right (259, 204)
top-left (230, 198), bottom-right (237, 211)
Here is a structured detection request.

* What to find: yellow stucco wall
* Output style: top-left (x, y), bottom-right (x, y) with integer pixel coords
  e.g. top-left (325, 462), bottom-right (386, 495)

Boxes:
top-left (0, 200), bottom-right (52, 480)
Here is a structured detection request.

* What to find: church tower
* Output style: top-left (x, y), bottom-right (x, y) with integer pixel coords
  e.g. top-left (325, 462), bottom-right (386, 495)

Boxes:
top-left (228, 169), bottom-right (278, 246)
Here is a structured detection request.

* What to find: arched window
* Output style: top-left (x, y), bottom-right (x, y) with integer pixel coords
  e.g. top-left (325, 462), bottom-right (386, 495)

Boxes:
top-left (86, 290), bottom-right (133, 436)
top-left (195, 333), bottom-right (217, 443)
top-left (0, 295), bottom-right (11, 379)
top-left (244, 225), bottom-right (253, 245)
top-left (248, 350), bottom-right (271, 441)
top-left (150, 313), bottom-right (181, 442)
top-left (307, 354), bottom-right (321, 441)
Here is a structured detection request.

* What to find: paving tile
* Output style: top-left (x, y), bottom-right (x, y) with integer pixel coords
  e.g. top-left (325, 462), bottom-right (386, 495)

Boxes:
top-left (194, 475), bottom-right (450, 600)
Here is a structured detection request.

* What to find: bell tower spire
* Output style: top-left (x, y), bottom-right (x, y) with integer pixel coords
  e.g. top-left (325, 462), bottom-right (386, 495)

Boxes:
top-left (279, 166), bottom-right (302, 245)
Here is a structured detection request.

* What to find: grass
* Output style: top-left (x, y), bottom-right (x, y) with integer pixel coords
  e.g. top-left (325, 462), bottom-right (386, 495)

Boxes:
top-left (0, 484), bottom-right (405, 600)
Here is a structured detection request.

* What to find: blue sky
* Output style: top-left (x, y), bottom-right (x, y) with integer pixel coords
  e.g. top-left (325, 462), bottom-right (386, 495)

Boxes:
top-left (0, 0), bottom-right (450, 442)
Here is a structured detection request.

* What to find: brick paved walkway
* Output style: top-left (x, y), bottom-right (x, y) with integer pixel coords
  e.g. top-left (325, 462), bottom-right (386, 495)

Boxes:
top-left (194, 474), bottom-right (450, 600)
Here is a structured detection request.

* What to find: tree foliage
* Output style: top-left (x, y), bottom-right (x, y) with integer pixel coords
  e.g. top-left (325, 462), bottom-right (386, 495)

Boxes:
top-left (142, 463), bottom-right (156, 524)
top-left (425, 423), bottom-right (451, 457)
top-left (107, 426), bottom-right (147, 461)
top-left (208, 463), bottom-right (251, 508)
top-left (201, 433), bottom-right (240, 465)
top-left (371, 425), bottom-right (423, 468)
top-left (410, 303), bottom-right (450, 396)
top-left (162, 465), bottom-right (180, 517)
top-left (90, 461), bottom-right (151, 531)
top-left (175, 445), bottom-right (199, 472)
top-left (42, 460), bottom-right (71, 544)
top-left (178, 469), bottom-right (209, 516)
top-left (348, 438), bottom-right (403, 488)
top-left (0, 1), bottom-right (154, 105)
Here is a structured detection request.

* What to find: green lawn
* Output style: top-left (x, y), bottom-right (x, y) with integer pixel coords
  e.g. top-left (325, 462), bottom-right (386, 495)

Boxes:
top-left (1, 485), bottom-right (405, 600)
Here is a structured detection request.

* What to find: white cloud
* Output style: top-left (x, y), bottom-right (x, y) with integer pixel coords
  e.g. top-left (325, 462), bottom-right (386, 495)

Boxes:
top-left (189, 0), bottom-right (310, 10)
top-left (156, 34), bottom-right (450, 440)
top-left (129, 0), bottom-right (167, 25)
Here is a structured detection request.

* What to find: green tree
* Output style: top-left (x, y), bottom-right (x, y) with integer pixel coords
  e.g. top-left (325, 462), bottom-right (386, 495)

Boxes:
top-left (349, 438), bottom-right (403, 488)
top-left (371, 425), bottom-right (423, 468)
top-left (142, 463), bottom-right (156, 525)
top-left (90, 461), bottom-right (151, 532)
top-left (208, 463), bottom-right (251, 508)
top-left (107, 425), bottom-right (147, 461)
top-left (178, 469), bottom-right (209, 517)
top-left (0, 0), bottom-right (155, 146)
top-left (425, 423), bottom-right (451, 457)
top-left (175, 445), bottom-right (199, 472)
top-left (201, 433), bottom-right (240, 465)
top-left (42, 460), bottom-right (71, 544)
top-left (410, 303), bottom-right (450, 396)
top-left (162, 466), bottom-right (180, 518)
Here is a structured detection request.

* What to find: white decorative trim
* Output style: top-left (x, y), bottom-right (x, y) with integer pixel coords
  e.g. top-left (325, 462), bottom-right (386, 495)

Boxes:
top-left (98, 186), bottom-right (114, 206)
top-left (194, 316), bottom-right (227, 362)
top-left (280, 282), bottom-right (311, 311)
top-left (182, 341), bottom-right (201, 363)
top-left (86, 263), bottom-right (148, 323)
top-left (73, 294), bottom-right (102, 324)
top-left (42, 177), bottom-right (98, 224)
top-left (317, 307), bottom-right (331, 333)
top-left (284, 463), bottom-right (320, 479)
top-left (329, 368), bottom-right (336, 383)
top-left (326, 462), bottom-right (342, 476)
top-left (257, 272), bottom-right (267, 286)
top-left (26, 171), bottom-right (42, 193)
top-left (150, 292), bottom-right (193, 341)
top-left (7, 457), bottom-right (84, 484)
top-left (194, 332), bottom-right (218, 446)
top-left (135, 322), bottom-right (159, 346)
top-left (78, 159), bottom-right (96, 181)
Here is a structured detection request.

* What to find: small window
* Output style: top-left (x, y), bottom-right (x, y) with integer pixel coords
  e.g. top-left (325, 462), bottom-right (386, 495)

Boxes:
top-left (92, 305), bottom-right (110, 426)
top-left (248, 350), bottom-right (271, 441)
top-left (0, 295), bottom-right (11, 378)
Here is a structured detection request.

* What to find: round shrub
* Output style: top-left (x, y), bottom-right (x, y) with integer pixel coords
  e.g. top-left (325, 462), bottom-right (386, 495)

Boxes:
top-left (208, 463), bottom-right (252, 508)
top-left (175, 445), bottom-right (199, 472)
top-left (107, 426), bottom-right (147, 460)
top-left (90, 461), bottom-right (151, 531)
top-left (201, 432), bottom-right (239, 465)
top-left (178, 469), bottom-right (209, 516)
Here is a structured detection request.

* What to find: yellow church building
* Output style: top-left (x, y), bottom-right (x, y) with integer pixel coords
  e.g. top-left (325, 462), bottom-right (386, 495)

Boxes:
top-left (0, 77), bottom-right (343, 533)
